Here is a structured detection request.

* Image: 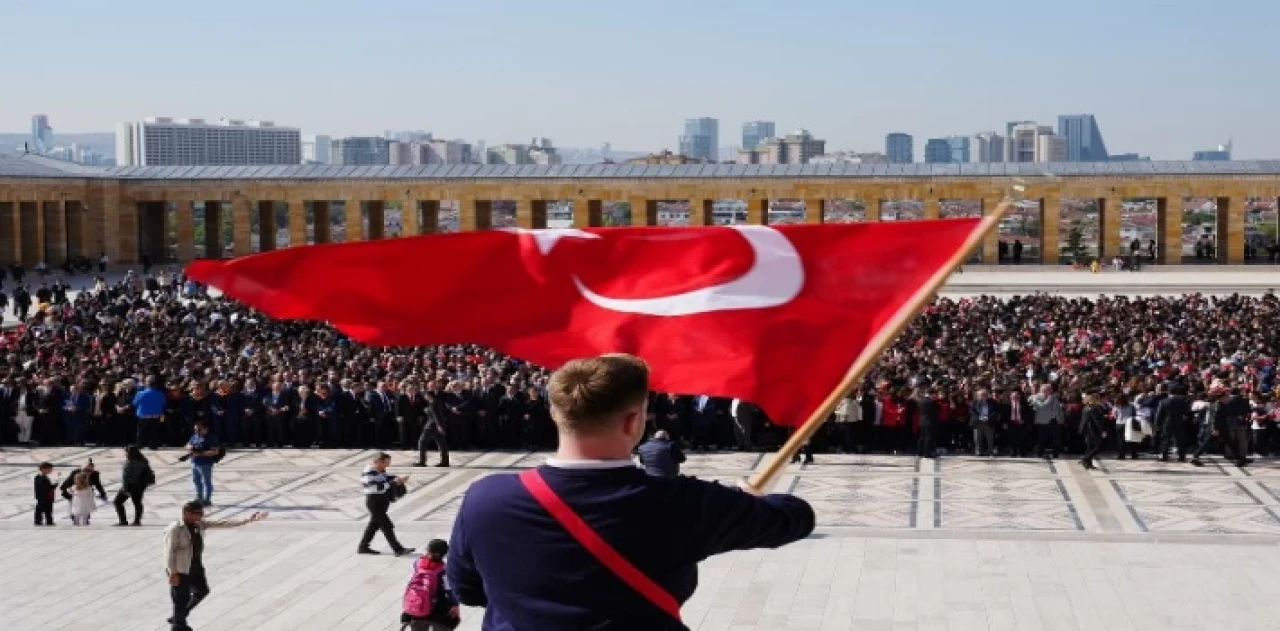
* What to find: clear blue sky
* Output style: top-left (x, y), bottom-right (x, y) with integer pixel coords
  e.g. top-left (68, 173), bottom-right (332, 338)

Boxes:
top-left (2, 0), bottom-right (1277, 158)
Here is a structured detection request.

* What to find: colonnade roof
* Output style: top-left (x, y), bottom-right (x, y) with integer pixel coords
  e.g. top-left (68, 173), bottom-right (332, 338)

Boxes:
top-left (6, 154), bottom-right (1280, 181)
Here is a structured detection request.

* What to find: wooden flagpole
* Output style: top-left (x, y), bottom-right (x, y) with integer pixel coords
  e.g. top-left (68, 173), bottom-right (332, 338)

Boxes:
top-left (747, 195), bottom-right (1018, 493)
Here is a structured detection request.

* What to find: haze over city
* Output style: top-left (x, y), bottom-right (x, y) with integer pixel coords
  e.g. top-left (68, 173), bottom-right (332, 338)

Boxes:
top-left (2, 0), bottom-right (1277, 159)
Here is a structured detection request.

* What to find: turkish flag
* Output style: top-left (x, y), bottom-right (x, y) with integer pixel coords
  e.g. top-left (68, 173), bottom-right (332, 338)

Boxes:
top-left (186, 220), bottom-right (980, 426)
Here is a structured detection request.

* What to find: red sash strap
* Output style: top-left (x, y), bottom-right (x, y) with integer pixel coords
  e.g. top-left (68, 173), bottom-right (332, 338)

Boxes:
top-left (518, 468), bottom-right (682, 622)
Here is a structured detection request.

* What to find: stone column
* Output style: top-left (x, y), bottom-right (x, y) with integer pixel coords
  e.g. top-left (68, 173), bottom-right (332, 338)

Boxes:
top-left (367, 201), bottom-right (385, 239)
top-left (572, 199), bottom-right (601, 227)
top-left (1220, 196), bottom-right (1244, 264)
top-left (1040, 196), bottom-right (1060, 264)
top-left (174, 201), bottom-right (194, 263)
top-left (865, 199), bottom-right (882, 221)
top-left (746, 199), bottom-right (769, 225)
top-left (288, 198), bottom-right (307, 247)
top-left (981, 199), bottom-right (1000, 264)
top-left (419, 200), bottom-right (439, 234)
top-left (923, 198), bottom-right (941, 220)
top-left (402, 198), bottom-right (420, 236)
top-left (343, 199), bottom-right (363, 242)
top-left (46, 201), bottom-right (69, 265)
top-left (99, 187), bottom-right (129, 263)
top-left (803, 198), bottom-right (824, 224)
top-left (1100, 197), bottom-right (1122, 259)
top-left (627, 197), bottom-right (657, 226)
top-left (0, 201), bottom-right (18, 265)
top-left (233, 198), bottom-right (253, 257)
top-left (1158, 196), bottom-right (1182, 264)
top-left (689, 199), bottom-right (714, 226)
top-left (460, 199), bottom-right (492, 231)
top-left (1039, 198), bottom-right (1059, 264)
top-left (516, 198), bottom-right (548, 229)
top-left (257, 201), bottom-right (276, 252)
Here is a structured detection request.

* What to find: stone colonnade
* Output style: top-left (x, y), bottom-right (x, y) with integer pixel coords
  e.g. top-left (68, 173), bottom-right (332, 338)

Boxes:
top-left (0, 179), bottom-right (1272, 264)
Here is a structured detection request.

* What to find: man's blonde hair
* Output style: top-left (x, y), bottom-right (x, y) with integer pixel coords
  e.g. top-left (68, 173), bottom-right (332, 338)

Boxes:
top-left (547, 354), bottom-right (650, 435)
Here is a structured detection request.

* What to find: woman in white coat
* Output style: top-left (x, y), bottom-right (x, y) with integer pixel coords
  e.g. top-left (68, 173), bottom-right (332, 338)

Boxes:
top-left (1115, 393), bottom-right (1150, 459)
top-left (14, 382), bottom-right (35, 444)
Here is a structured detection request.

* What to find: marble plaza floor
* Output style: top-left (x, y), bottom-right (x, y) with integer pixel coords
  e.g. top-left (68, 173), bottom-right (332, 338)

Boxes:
top-left (3, 446), bottom-right (1280, 630)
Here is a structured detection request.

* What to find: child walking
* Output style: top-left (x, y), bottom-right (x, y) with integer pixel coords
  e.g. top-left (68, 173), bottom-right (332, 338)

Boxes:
top-left (399, 539), bottom-right (460, 630)
top-left (33, 462), bottom-right (56, 526)
top-left (69, 473), bottom-right (97, 526)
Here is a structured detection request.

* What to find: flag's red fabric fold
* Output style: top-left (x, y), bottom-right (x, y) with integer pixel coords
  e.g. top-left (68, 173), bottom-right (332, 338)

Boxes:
top-left (186, 220), bottom-right (980, 426)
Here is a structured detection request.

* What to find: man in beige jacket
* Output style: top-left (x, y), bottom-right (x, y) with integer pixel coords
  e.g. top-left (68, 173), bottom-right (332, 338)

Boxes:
top-left (163, 500), bottom-right (267, 631)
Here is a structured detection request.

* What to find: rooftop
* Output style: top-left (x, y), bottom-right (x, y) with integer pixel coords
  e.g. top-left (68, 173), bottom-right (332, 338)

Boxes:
top-left (5, 153), bottom-right (1280, 180)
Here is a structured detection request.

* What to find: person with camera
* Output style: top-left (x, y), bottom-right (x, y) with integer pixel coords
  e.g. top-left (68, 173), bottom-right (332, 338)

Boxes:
top-left (359, 452), bottom-right (415, 556)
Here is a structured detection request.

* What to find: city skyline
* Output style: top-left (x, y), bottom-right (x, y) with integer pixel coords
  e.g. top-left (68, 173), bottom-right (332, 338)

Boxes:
top-left (1, 2), bottom-right (1275, 159)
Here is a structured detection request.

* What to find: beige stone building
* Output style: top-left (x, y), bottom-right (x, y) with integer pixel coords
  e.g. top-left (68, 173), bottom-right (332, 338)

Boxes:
top-left (1, 154), bottom-right (1276, 267)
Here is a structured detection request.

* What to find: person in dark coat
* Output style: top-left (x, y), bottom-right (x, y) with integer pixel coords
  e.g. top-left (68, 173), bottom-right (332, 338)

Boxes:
top-left (61, 383), bottom-right (92, 446)
top-left (1155, 385), bottom-right (1193, 462)
top-left (365, 381), bottom-right (396, 450)
top-left (1078, 394), bottom-right (1109, 470)
top-left (114, 446), bottom-right (153, 526)
top-left (415, 391), bottom-right (450, 467)
top-left (636, 430), bottom-right (686, 478)
top-left (496, 385), bottom-right (524, 449)
top-left (1217, 388), bottom-right (1253, 467)
top-left (396, 383), bottom-right (426, 449)
top-left (914, 388), bottom-right (940, 458)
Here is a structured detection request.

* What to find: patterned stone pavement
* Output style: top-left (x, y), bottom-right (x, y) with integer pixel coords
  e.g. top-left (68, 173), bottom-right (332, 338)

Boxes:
top-left (2, 447), bottom-right (1280, 630)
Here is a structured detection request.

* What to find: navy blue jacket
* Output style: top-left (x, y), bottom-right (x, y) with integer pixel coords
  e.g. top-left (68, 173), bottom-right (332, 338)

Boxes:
top-left (636, 438), bottom-right (686, 478)
top-left (447, 464), bottom-right (814, 630)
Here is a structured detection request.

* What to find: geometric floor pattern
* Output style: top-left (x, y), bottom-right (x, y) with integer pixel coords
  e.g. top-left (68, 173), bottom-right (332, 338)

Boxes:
top-left (4, 447), bottom-right (1280, 630)
top-left (5, 447), bottom-right (1280, 536)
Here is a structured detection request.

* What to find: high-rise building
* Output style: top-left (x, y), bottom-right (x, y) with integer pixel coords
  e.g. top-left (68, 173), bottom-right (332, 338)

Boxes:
top-left (923, 138), bottom-right (952, 164)
top-left (115, 117), bottom-right (301, 166)
top-left (736, 129), bottom-right (826, 165)
top-left (30, 114), bottom-right (53, 154)
top-left (302, 134), bottom-right (332, 164)
top-left (808, 151), bottom-right (888, 165)
top-left (1035, 132), bottom-right (1067, 163)
top-left (1005, 123), bottom-right (1059, 163)
top-left (1057, 114), bottom-right (1109, 162)
top-left (972, 132), bottom-right (1005, 163)
top-left (741, 121), bottom-right (776, 152)
top-left (1193, 141), bottom-right (1232, 161)
top-left (679, 117), bottom-right (719, 162)
top-left (885, 133), bottom-right (913, 164)
top-left (947, 136), bottom-right (971, 163)
top-left (331, 136), bottom-right (390, 165)
top-left (423, 139), bottom-right (472, 165)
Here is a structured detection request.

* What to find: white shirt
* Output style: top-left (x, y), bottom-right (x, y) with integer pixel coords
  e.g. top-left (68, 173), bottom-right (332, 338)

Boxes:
top-left (545, 458), bottom-right (637, 470)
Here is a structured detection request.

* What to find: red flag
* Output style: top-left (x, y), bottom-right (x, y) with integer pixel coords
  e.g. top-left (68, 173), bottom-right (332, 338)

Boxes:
top-left (186, 220), bottom-right (980, 426)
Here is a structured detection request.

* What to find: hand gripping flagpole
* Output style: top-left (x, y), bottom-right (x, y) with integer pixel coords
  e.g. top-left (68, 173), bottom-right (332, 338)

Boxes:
top-left (746, 187), bottom-right (1024, 493)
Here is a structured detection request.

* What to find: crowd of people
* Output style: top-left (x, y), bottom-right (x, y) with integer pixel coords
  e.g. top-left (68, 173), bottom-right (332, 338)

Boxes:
top-left (0, 268), bottom-right (1276, 469)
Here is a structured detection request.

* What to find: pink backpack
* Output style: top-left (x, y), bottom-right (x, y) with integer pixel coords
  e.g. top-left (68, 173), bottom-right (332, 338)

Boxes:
top-left (402, 558), bottom-right (445, 618)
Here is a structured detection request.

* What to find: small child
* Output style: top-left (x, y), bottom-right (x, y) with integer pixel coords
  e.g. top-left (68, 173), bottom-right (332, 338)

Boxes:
top-left (69, 473), bottom-right (97, 526)
top-left (399, 539), bottom-right (460, 630)
top-left (33, 462), bottom-right (55, 526)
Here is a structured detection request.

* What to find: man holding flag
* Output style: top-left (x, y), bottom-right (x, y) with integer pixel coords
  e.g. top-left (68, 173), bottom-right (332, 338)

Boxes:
top-left (187, 204), bottom-right (1001, 625)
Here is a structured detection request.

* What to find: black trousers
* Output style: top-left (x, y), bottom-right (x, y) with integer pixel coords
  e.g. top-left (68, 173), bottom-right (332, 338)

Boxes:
top-left (34, 499), bottom-right (53, 525)
top-left (1160, 422), bottom-right (1189, 459)
top-left (170, 566), bottom-right (210, 629)
top-left (266, 416), bottom-right (286, 447)
top-left (916, 425), bottom-right (935, 457)
top-left (1005, 423), bottom-right (1031, 457)
top-left (1223, 427), bottom-right (1251, 464)
top-left (418, 427), bottom-right (449, 466)
top-left (114, 486), bottom-right (145, 524)
top-left (1082, 436), bottom-right (1104, 464)
top-left (1036, 423), bottom-right (1062, 457)
top-left (137, 417), bottom-right (161, 450)
top-left (359, 494), bottom-right (404, 552)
